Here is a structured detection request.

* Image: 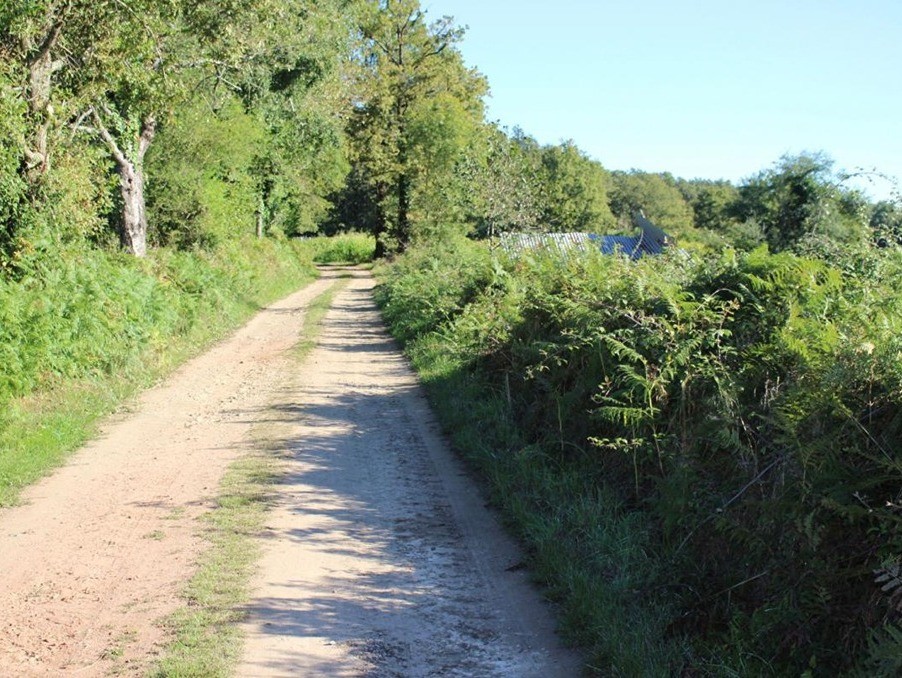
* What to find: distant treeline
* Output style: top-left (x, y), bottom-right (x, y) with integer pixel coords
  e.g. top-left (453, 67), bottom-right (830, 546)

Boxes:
top-left (3, 1), bottom-right (899, 268)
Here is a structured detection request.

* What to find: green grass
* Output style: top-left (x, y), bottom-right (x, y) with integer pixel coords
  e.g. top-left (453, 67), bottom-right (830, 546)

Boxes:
top-left (294, 272), bottom-right (351, 357)
top-left (150, 454), bottom-right (278, 678)
top-left (151, 275), bottom-right (349, 677)
top-left (0, 238), bottom-right (319, 507)
top-left (406, 335), bottom-right (682, 676)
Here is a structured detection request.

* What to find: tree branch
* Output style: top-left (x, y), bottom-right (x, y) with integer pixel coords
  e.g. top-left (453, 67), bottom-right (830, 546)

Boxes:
top-left (90, 107), bottom-right (128, 168)
top-left (29, 20), bottom-right (63, 69)
top-left (137, 115), bottom-right (156, 162)
top-left (70, 107), bottom-right (94, 136)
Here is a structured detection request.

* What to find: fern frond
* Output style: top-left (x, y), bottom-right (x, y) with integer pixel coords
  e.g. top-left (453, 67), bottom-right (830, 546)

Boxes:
top-left (875, 564), bottom-right (902, 612)
top-left (854, 623), bottom-right (902, 678)
top-left (600, 334), bottom-right (646, 365)
top-left (595, 405), bottom-right (655, 428)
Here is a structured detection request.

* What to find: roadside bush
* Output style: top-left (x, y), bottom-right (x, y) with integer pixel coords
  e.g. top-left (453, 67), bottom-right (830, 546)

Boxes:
top-left (375, 241), bottom-right (902, 675)
top-left (305, 231), bottom-right (376, 264)
top-left (375, 237), bottom-right (495, 344)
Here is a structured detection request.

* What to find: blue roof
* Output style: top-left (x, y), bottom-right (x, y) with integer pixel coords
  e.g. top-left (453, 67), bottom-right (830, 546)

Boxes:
top-left (498, 217), bottom-right (670, 260)
top-left (588, 233), bottom-right (666, 260)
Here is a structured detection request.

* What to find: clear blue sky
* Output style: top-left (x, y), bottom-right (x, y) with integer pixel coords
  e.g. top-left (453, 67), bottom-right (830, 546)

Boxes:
top-left (423, 0), bottom-right (902, 199)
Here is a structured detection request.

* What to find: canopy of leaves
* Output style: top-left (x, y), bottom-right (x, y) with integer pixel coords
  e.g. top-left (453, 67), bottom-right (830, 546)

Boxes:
top-left (339, 0), bottom-right (487, 252)
top-left (609, 170), bottom-right (695, 236)
top-left (732, 152), bottom-right (869, 253)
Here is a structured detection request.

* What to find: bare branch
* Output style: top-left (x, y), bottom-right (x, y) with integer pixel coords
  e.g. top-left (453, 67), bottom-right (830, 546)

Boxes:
top-left (69, 106), bottom-right (95, 138)
top-left (90, 108), bottom-right (128, 168)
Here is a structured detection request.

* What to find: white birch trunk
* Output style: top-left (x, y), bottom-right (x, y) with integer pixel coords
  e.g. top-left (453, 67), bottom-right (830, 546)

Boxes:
top-left (92, 110), bottom-right (156, 257)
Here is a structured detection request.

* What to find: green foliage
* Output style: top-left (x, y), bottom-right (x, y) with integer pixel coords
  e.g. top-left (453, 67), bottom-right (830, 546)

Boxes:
top-left (1, 0), bottom-right (357, 258)
top-left (146, 98), bottom-right (265, 248)
top-left (609, 170), bottom-right (695, 236)
top-left (305, 232), bottom-right (375, 264)
top-left (0, 66), bottom-right (29, 263)
top-left (733, 153), bottom-right (869, 253)
top-left (453, 125), bottom-right (543, 238)
top-left (0, 237), bottom-right (317, 505)
top-left (339, 0), bottom-right (487, 254)
top-left (537, 141), bottom-right (616, 233)
top-left (870, 200), bottom-right (902, 248)
top-left (374, 237), bottom-right (494, 343)
top-left (405, 91), bottom-right (481, 243)
top-left (376, 239), bottom-right (902, 674)
top-left (234, 0), bottom-right (354, 238)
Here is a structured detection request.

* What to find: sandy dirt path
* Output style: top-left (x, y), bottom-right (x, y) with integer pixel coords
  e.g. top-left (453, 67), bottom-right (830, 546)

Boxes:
top-left (237, 270), bottom-right (581, 677)
top-left (0, 267), bottom-right (581, 677)
top-left (0, 273), bottom-right (338, 676)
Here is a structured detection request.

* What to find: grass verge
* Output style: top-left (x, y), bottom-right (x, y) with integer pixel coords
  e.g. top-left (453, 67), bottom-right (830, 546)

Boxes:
top-left (371, 245), bottom-right (684, 674)
top-left (402, 339), bottom-right (681, 676)
top-left (151, 274), bottom-right (350, 677)
top-left (0, 238), bottom-right (319, 507)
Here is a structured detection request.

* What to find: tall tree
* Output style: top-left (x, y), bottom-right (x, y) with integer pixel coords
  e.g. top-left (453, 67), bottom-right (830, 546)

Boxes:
top-left (454, 125), bottom-right (543, 238)
top-left (1, 0), bottom-right (72, 184)
top-left (241, 0), bottom-right (356, 240)
top-left (347, 0), bottom-right (486, 255)
top-left (3, 0), bottom-right (354, 256)
top-left (0, 2), bottom-right (160, 258)
top-left (537, 141), bottom-right (615, 233)
top-left (2, 0), bottom-right (188, 255)
top-left (732, 153), bottom-right (868, 252)
top-left (146, 0), bottom-right (357, 246)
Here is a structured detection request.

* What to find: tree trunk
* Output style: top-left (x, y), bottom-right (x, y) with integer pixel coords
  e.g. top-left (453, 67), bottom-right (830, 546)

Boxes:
top-left (372, 181), bottom-right (388, 258)
top-left (255, 176), bottom-right (276, 239)
top-left (92, 110), bottom-right (156, 257)
top-left (22, 21), bottom-right (65, 183)
top-left (256, 192), bottom-right (265, 239)
top-left (118, 160), bottom-right (148, 257)
top-left (373, 220), bottom-right (387, 258)
top-left (396, 171), bottom-right (410, 252)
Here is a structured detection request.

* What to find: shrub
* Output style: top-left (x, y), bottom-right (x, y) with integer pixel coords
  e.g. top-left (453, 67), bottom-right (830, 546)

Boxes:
top-left (375, 240), bottom-right (902, 674)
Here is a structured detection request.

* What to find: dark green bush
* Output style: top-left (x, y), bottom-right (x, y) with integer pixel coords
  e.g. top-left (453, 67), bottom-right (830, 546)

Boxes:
top-left (375, 237), bottom-right (496, 344)
top-left (376, 240), bottom-right (902, 675)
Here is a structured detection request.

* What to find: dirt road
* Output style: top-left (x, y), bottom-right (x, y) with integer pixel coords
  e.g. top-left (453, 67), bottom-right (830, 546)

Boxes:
top-left (238, 270), bottom-right (579, 677)
top-left (0, 268), bottom-right (580, 676)
top-left (0, 273), bottom-right (337, 675)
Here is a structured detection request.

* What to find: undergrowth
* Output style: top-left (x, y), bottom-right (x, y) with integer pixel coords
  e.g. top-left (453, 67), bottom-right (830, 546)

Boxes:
top-left (374, 237), bottom-right (902, 676)
top-left (306, 231), bottom-right (375, 264)
top-left (0, 236), bottom-right (336, 506)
